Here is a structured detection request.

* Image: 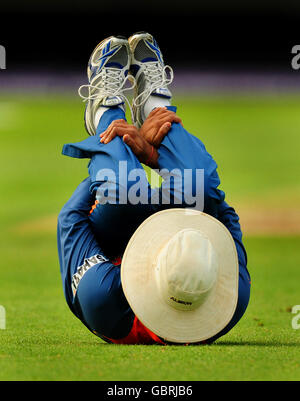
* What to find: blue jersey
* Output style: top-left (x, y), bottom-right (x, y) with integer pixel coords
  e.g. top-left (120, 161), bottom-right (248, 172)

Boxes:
top-left (57, 106), bottom-right (250, 343)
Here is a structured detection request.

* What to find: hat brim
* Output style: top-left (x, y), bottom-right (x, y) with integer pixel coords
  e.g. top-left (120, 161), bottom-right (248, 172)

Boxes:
top-left (121, 208), bottom-right (239, 343)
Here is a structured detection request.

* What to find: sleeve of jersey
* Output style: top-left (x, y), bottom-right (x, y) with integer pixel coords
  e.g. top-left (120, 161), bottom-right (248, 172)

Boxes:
top-left (57, 177), bottom-right (110, 315)
top-left (156, 106), bottom-right (225, 216)
top-left (216, 200), bottom-right (250, 282)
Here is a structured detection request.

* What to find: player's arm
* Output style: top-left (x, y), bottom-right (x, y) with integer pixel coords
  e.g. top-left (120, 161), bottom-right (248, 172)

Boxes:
top-left (216, 200), bottom-right (249, 274)
top-left (154, 107), bottom-right (225, 215)
top-left (98, 109), bottom-right (181, 169)
top-left (98, 106), bottom-right (225, 214)
top-left (57, 177), bottom-right (110, 314)
top-left (203, 199), bottom-right (251, 344)
top-left (98, 119), bottom-right (160, 169)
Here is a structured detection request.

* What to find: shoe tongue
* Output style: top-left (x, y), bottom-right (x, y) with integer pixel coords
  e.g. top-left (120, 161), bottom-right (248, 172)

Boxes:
top-left (151, 87), bottom-right (172, 98)
top-left (102, 96), bottom-right (124, 107)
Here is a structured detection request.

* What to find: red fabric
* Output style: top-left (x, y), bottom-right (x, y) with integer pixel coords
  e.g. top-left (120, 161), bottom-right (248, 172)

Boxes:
top-left (111, 256), bottom-right (122, 266)
top-left (103, 316), bottom-right (165, 345)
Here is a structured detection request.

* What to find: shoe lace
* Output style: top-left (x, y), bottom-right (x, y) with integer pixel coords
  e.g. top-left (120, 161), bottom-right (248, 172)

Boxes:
top-left (132, 62), bottom-right (174, 109)
top-left (78, 67), bottom-right (136, 122)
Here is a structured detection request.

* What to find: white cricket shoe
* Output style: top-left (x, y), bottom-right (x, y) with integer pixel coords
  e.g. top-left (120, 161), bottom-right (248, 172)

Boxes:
top-left (128, 32), bottom-right (173, 128)
top-left (78, 36), bottom-right (133, 136)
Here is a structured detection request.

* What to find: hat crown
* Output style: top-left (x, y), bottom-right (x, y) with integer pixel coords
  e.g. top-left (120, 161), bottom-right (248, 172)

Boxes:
top-left (156, 229), bottom-right (219, 311)
top-left (121, 208), bottom-right (239, 343)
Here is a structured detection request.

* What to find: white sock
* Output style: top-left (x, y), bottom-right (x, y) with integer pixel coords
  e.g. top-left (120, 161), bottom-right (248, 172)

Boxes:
top-left (143, 95), bottom-right (171, 120)
top-left (94, 107), bottom-right (107, 128)
top-left (94, 105), bottom-right (125, 129)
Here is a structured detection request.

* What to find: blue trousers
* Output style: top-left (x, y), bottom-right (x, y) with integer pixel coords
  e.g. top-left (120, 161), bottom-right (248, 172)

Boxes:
top-left (71, 106), bottom-right (251, 343)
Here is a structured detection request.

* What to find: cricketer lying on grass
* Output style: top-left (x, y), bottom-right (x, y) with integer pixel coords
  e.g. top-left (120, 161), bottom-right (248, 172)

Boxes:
top-left (57, 32), bottom-right (251, 345)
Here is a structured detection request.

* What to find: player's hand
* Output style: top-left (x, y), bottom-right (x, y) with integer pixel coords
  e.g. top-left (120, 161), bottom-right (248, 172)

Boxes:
top-left (139, 107), bottom-right (183, 148)
top-left (99, 119), bottom-right (159, 168)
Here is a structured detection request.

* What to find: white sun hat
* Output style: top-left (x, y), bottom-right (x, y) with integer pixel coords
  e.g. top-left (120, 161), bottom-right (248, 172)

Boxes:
top-left (121, 208), bottom-right (239, 344)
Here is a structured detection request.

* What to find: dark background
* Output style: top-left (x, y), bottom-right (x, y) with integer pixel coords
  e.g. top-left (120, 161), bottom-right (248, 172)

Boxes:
top-left (1, 0), bottom-right (300, 72)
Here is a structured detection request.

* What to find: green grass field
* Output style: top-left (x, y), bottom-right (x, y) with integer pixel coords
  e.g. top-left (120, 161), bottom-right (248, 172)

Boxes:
top-left (0, 92), bottom-right (300, 381)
